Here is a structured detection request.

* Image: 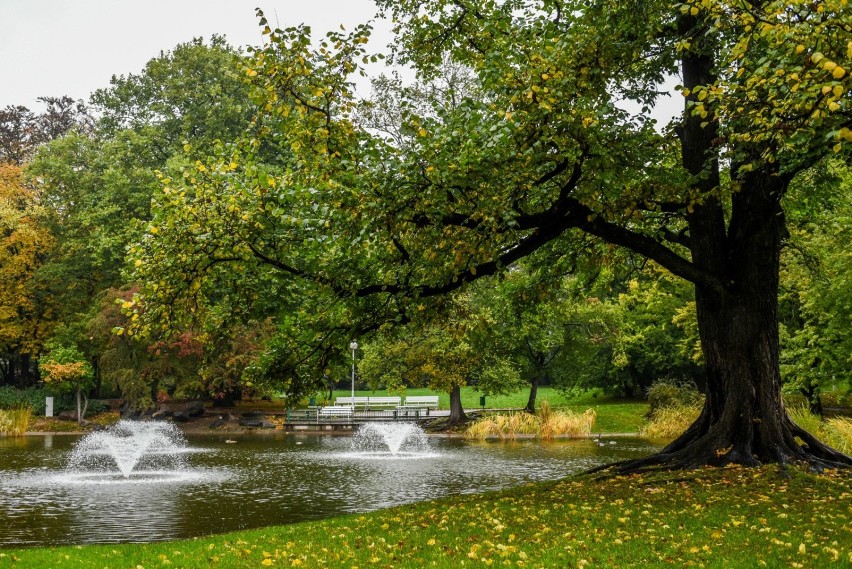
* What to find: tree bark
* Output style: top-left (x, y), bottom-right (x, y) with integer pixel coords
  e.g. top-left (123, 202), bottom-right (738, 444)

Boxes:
top-left (597, 13), bottom-right (852, 472)
top-left (76, 388), bottom-right (88, 425)
top-left (447, 385), bottom-right (467, 425)
top-left (525, 376), bottom-right (539, 414)
top-left (606, 176), bottom-right (852, 472)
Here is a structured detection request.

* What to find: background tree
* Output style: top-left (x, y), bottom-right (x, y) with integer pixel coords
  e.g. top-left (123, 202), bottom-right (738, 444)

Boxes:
top-left (469, 268), bottom-right (577, 413)
top-left (360, 294), bottom-right (523, 425)
top-left (21, 37), bottom-right (254, 405)
top-left (779, 160), bottom-right (852, 415)
top-left (0, 96), bottom-right (91, 164)
top-left (0, 164), bottom-right (55, 386)
top-left (198, 317), bottom-right (277, 405)
top-left (39, 342), bottom-right (94, 423)
top-left (596, 266), bottom-right (703, 399)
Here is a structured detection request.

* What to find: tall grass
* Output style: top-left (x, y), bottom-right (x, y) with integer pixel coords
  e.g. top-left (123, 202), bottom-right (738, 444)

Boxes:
top-left (465, 401), bottom-right (596, 440)
top-left (639, 378), bottom-right (704, 440)
top-left (788, 406), bottom-right (852, 454)
top-left (0, 406), bottom-right (32, 436)
top-left (639, 402), bottom-right (701, 440)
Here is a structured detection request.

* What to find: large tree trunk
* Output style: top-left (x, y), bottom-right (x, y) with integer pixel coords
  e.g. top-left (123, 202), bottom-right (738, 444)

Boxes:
top-left (610, 174), bottom-right (851, 472)
top-left (603, 13), bottom-right (851, 472)
top-left (447, 385), bottom-right (467, 426)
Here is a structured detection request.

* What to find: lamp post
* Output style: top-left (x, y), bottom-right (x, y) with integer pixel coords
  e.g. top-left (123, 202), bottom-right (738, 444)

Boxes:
top-left (349, 340), bottom-right (358, 412)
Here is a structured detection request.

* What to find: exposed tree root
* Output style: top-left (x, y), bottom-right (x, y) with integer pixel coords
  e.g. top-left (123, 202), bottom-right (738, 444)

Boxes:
top-left (589, 415), bottom-right (852, 476)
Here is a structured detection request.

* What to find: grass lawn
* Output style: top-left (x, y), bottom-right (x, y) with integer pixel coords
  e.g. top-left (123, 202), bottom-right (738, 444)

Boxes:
top-left (3, 465), bottom-right (849, 568)
top-left (313, 386), bottom-right (605, 410)
top-left (316, 387), bottom-right (649, 434)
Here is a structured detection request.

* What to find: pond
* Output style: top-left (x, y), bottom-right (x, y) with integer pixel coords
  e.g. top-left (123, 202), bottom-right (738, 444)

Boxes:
top-left (0, 425), bottom-right (660, 548)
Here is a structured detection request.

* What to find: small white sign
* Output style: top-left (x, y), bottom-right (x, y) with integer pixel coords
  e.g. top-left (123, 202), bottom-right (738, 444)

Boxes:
top-left (45, 397), bottom-right (54, 417)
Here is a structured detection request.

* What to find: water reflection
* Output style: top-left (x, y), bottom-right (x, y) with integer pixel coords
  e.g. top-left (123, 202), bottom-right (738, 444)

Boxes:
top-left (0, 433), bottom-right (659, 547)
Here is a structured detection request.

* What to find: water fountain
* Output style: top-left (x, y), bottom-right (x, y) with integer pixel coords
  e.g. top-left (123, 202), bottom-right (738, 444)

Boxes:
top-left (63, 420), bottom-right (198, 483)
top-left (349, 422), bottom-right (437, 459)
top-left (0, 428), bottom-right (661, 546)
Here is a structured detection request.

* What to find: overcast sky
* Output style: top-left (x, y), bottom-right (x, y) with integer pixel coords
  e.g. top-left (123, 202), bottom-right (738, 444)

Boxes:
top-left (1, 1), bottom-right (680, 125)
top-left (0, 0), bottom-right (387, 110)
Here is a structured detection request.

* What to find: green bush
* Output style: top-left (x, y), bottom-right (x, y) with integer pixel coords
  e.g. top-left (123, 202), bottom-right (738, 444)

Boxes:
top-left (0, 387), bottom-right (111, 416)
top-left (0, 386), bottom-right (47, 414)
top-left (85, 399), bottom-right (111, 415)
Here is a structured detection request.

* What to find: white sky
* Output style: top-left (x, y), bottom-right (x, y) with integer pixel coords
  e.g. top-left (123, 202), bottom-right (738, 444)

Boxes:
top-left (0, 0), bottom-right (680, 124)
top-left (0, 0), bottom-right (387, 110)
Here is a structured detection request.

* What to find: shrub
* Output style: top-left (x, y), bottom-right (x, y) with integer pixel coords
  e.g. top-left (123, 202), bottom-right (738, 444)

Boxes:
top-left (0, 386), bottom-right (47, 414)
top-left (85, 399), bottom-right (111, 415)
top-left (0, 387), bottom-right (111, 417)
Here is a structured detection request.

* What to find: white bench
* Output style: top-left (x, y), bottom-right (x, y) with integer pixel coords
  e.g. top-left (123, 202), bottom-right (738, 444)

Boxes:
top-left (335, 396), bottom-right (369, 408)
top-left (334, 396), bottom-right (403, 409)
top-left (317, 406), bottom-right (353, 420)
top-left (366, 396), bottom-right (401, 408)
top-left (401, 396), bottom-right (440, 409)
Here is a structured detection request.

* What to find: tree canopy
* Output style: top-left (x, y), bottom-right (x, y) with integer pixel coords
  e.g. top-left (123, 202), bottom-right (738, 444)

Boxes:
top-left (126, 1), bottom-right (851, 470)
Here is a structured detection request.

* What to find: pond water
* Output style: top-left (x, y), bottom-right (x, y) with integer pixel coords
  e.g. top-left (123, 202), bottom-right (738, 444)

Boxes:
top-left (0, 429), bottom-right (659, 548)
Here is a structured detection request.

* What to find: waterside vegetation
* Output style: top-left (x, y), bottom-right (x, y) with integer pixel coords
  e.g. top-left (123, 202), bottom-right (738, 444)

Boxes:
top-left (466, 401), bottom-right (596, 440)
top-left (0, 407), bottom-right (31, 436)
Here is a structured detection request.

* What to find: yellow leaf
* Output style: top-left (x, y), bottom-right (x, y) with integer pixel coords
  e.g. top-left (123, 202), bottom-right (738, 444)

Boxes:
top-left (418, 128), bottom-right (427, 137)
top-left (832, 66), bottom-right (846, 79)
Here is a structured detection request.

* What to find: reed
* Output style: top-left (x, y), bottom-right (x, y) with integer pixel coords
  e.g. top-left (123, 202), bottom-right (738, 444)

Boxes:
top-left (0, 406), bottom-right (32, 436)
top-left (788, 406), bottom-right (852, 454)
top-left (825, 417), bottom-right (852, 454)
top-left (538, 401), bottom-right (596, 440)
top-left (639, 402), bottom-right (701, 440)
top-left (465, 401), bottom-right (596, 440)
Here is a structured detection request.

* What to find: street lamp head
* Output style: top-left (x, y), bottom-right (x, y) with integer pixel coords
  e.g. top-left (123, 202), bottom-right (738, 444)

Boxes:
top-left (349, 341), bottom-right (358, 351)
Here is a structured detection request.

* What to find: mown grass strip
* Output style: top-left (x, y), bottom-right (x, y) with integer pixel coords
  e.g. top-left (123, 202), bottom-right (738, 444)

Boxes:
top-left (3, 466), bottom-right (849, 568)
